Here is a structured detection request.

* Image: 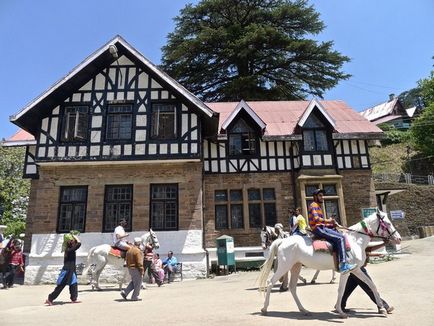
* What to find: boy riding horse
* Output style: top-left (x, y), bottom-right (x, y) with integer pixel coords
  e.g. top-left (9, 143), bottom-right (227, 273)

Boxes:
top-left (308, 189), bottom-right (356, 274)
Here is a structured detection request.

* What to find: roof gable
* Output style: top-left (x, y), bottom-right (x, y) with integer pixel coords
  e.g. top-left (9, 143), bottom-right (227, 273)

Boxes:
top-left (221, 100), bottom-right (266, 132)
top-left (11, 35), bottom-right (217, 134)
top-left (297, 99), bottom-right (336, 129)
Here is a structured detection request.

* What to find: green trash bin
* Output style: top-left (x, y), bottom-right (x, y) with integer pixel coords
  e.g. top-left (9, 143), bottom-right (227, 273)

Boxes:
top-left (216, 235), bottom-right (236, 274)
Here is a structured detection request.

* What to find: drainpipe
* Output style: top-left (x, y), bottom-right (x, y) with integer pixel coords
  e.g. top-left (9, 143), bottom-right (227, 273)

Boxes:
top-left (201, 152), bottom-right (210, 278)
top-left (290, 142), bottom-right (298, 207)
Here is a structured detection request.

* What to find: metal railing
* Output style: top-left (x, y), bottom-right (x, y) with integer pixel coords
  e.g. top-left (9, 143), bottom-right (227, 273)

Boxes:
top-left (373, 173), bottom-right (434, 185)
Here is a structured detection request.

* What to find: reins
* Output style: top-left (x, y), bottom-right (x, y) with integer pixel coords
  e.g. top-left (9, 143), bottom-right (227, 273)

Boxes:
top-left (337, 217), bottom-right (397, 242)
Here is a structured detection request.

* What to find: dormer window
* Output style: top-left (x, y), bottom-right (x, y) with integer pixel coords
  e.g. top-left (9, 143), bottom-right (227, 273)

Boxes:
top-left (151, 103), bottom-right (177, 140)
top-left (228, 118), bottom-right (257, 156)
top-left (302, 113), bottom-right (329, 152)
top-left (61, 106), bottom-right (88, 142)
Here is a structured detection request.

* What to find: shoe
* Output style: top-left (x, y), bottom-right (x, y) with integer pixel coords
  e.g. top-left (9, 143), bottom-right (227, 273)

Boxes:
top-left (71, 300), bottom-right (81, 304)
top-left (131, 298), bottom-right (142, 301)
top-left (339, 263), bottom-right (357, 274)
top-left (120, 292), bottom-right (127, 300)
top-left (45, 299), bottom-right (54, 306)
top-left (386, 306), bottom-right (394, 314)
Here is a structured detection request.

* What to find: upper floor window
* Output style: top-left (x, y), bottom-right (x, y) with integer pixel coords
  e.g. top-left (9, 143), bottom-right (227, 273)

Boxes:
top-left (151, 103), bottom-right (177, 140)
top-left (302, 114), bottom-right (329, 152)
top-left (228, 119), bottom-right (257, 156)
top-left (61, 106), bottom-right (88, 142)
top-left (103, 185), bottom-right (133, 232)
top-left (106, 104), bottom-right (133, 140)
top-left (58, 186), bottom-right (87, 232)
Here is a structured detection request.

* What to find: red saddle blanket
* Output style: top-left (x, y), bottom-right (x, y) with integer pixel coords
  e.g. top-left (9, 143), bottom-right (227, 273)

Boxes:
top-left (109, 247), bottom-right (124, 258)
top-left (312, 236), bottom-right (351, 254)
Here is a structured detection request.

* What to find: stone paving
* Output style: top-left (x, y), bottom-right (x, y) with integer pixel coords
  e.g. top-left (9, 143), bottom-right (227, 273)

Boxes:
top-left (1, 237), bottom-right (433, 326)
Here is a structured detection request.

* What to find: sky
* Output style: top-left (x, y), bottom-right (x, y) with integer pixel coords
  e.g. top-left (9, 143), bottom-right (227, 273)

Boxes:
top-left (0, 0), bottom-right (433, 140)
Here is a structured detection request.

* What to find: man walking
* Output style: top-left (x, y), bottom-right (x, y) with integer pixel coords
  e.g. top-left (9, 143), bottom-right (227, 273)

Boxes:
top-left (120, 237), bottom-right (144, 301)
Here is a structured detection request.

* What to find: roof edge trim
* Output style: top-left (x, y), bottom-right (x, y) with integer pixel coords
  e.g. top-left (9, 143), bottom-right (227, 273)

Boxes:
top-left (221, 100), bottom-right (266, 131)
top-left (298, 98), bottom-right (336, 128)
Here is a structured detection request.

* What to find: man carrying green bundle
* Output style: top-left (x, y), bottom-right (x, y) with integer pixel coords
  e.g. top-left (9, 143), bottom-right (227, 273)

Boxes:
top-left (45, 231), bottom-right (81, 305)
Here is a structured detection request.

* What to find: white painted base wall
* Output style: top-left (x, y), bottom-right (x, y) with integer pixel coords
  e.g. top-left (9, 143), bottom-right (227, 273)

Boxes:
top-left (25, 230), bottom-right (207, 285)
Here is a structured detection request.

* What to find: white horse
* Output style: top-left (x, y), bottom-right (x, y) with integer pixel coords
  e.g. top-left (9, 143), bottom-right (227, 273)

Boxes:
top-left (82, 230), bottom-right (159, 291)
top-left (258, 210), bottom-right (401, 318)
top-left (260, 226), bottom-right (336, 286)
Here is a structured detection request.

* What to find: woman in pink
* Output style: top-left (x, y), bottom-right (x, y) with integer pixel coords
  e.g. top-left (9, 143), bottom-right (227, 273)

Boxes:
top-left (153, 253), bottom-right (164, 284)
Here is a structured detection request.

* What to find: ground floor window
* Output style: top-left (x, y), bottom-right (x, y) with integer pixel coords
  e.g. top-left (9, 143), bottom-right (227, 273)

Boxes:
top-left (150, 184), bottom-right (178, 231)
top-left (58, 186), bottom-right (87, 232)
top-left (103, 185), bottom-right (133, 232)
top-left (214, 187), bottom-right (277, 229)
top-left (300, 177), bottom-right (345, 225)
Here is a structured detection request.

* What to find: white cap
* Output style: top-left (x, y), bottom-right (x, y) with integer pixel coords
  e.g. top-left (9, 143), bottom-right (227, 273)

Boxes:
top-left (134, 237), bottom-right (142, 244)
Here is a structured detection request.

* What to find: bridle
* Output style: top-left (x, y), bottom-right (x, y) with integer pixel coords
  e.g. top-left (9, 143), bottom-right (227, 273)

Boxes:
top-left (261, 226), bottom-right (278, 249)
top-left (340, 213), bottom-right (398, 242)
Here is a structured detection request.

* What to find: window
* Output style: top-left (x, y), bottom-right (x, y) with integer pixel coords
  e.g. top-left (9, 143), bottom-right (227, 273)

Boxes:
top-left (214, 187), bottom-right (277, 229)
top-left (302, 113), bottom-right (329, 152)
top-left (106, 104), bottom-right (133, 140)
top-left (150, 184), bottom-right (178, 231)
top-left (103, 185), bottom-right (133, 232)
top-left (303, 182), bottom-right (343, 224)
top-left (151, 103), bottom-right (177, 140)
top-left (61, 106), bottom-right (88, 142)
top-left (58, 186), bottom-right (87, 232)
top-left (228, 119), bottom-right (257, 156)
top-left (215, 190), bottom-right (228, 229)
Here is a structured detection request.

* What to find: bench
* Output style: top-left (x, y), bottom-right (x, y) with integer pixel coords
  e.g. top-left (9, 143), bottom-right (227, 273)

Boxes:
top-left (164, 263), bottom-right (183, 283)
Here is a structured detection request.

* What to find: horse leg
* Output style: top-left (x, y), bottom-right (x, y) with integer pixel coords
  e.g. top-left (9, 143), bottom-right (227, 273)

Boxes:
top-left (330, 270), bottom-right (336, 284)
top-left (280, 272), bottom-right (289, 291)
top-left (351, 268), bottom-right (387, 316)
top-left (335, 272), bottom-right (350, 318)
top-left (311, 270), bottom-right (320, 284)
top-left (92, 257), bottom-right (107, 291)
top-left (261, 259), bottom-right (291, 315)
top-left (289, 263), bottom-right (311, 315)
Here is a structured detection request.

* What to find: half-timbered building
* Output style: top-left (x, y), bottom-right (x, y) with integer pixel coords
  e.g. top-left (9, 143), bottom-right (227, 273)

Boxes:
top-left (8, 36), bottom-right (383, 284)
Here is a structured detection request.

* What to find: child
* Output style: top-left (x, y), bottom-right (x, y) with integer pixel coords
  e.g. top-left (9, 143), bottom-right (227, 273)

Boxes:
top-left (5, 239), bottom-right (24, 288)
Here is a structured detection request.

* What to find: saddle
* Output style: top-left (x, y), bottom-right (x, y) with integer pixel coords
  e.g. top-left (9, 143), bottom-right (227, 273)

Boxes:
top-left (109, 247), bottom-right (127, 259)
top-left (312, 235), bottom-right (351, 254)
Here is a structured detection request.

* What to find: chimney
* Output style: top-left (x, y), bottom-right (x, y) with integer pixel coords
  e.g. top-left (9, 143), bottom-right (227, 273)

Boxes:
top-left (389, 93), bottom-right (396, 101)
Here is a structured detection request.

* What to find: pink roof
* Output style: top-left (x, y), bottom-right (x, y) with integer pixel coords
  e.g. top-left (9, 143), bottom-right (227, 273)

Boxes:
top-left (8, 129), bottom-right (35, 142)
top-left (206, 100), bottom-right (382, 136)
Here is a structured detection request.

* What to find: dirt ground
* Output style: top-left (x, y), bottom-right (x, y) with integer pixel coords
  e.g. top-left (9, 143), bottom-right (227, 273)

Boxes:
top-left (1, 237), bottom-right (434, 326)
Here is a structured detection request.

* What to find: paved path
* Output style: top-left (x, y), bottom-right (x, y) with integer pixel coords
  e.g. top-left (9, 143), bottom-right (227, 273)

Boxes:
top-left (1, 237), bottom-right (434, 326)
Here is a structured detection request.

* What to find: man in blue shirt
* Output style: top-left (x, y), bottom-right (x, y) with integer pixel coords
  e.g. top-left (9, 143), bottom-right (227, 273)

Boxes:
top-left (162, 251), bottom-right (178, 283)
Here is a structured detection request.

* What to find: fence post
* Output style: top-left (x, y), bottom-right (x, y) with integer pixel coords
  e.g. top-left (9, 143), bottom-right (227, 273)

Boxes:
top-left (428, 175), bottom-right (434, 185)
top-left (404, 173), bottom-right (412, 184)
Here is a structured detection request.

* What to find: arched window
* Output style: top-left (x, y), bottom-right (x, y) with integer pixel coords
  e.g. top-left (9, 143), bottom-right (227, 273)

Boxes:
top-left (228, 118), bottom-right (257, 156)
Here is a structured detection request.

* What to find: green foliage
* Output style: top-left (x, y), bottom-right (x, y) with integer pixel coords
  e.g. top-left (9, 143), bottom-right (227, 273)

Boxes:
top-left (161, 0), bottom-right (350, 101)
top-left (410, 103), bottom-right (434, 156)
top-left (418, 70), bottom-right (434, 104)
top-left (398, 87), bottom-right (423, 109)
top-left (0, 146), bottom-right (30, 237)
top-left (382, 129), bottom-right (411, 145)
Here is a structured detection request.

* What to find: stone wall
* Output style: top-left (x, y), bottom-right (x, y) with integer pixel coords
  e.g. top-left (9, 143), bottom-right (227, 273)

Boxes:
top-left (340, 170), bottom-right (377, 226)
top-left (203, 172), bottom-right (294, 247)
top-left (375, 183), bottom-right (434, 237)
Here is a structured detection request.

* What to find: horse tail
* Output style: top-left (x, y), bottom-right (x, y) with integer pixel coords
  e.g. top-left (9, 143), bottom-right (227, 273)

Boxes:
top-left (257, 239), bottom-right (281, 292)
top-left (81, 246), bottom-right (96, 277)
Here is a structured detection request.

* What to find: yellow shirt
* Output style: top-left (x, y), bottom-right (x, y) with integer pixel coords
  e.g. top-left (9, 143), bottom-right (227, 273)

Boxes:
top-left (296, 214), bottom-right (307, 234)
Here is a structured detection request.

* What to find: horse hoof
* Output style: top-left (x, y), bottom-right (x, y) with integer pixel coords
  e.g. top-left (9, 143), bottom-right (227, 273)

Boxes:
top-left (279, 287), bottom-right (289, 292)
top-left (310, 280), bottom-right (315, 284)
top-left (261, 308), bottom-right (268, 315)
top-left (302, 311), bottom-right (311, 316)
top-left (339, 313), bottom-right (348, 319)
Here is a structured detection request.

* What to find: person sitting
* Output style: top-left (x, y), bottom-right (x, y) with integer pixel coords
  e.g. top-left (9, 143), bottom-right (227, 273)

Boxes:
top-left (290, 207), bottom-right (307, 236)
top-left (112, 219), bottom-right (131, 252)
top-left (153, 253), bottom-right (165, 285)
top-left (162, 251), bottom-right (178, 283)
top-left (308, 188), bottom-right (356, 274)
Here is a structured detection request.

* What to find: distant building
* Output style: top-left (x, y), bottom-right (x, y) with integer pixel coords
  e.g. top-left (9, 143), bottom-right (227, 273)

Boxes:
top-left (360, 94), bottom-right (411, 129)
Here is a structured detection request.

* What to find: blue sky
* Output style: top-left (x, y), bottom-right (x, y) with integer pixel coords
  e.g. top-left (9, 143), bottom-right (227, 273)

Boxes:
top-left (1, 0), bottom-right (433, 140)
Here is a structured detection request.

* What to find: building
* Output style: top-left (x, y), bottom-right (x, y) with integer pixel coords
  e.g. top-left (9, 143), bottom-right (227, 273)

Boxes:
top-left (8, 36), bottom-right (383, 284)
top-left (360, 94), bottom-right (412, 129)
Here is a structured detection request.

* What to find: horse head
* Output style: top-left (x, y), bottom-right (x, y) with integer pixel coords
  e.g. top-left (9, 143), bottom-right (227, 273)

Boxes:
top-left (145, 229), bottom-right (160, 249)
top-left (260, 227), bottom-right (268, 249)
top-left (260, 226), bottom-right (276, 249)
top-left (365, 209), bottom-right (401, 244)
